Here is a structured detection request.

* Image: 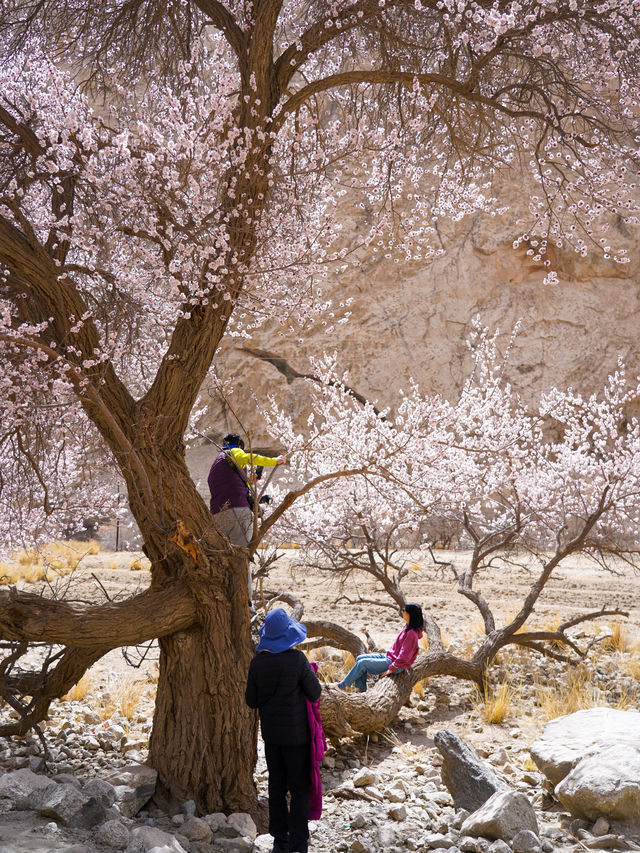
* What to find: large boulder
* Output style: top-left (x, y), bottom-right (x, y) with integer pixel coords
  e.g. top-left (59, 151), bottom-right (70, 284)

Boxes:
top-left (0, 769), bottom-right (55, 809)
top-left (104, 763), bottom-right (157, 818)
top-left (460, 790), bottom-right (539, 842)
top-left (34, 782), bottom-right (106, 828)
top-left (434, 730), bottom-right (509, 812)
top-left (530, 708), bottom-right (640, 786)
top-left (555, 743), bottom-right (640, 820)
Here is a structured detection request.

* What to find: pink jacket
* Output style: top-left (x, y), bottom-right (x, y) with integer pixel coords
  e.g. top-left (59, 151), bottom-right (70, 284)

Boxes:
top-left (386, 626), bottom-right (423, 673)
top-left (306, 662), bottom-right (327, 820)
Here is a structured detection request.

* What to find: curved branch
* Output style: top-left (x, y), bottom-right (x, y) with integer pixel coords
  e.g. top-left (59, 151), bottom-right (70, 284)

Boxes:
top-left (192, 0), bottom-right (245, 57)
top-left (277, 69), bottom-right (473, 129)
top-left (0, 645), bottom-right (109, 737)
top-left (255, 468), bottom-right (368, 544)
top-left (240, 346), bottom-right (384, 417)
top-left (303, 619), bottom-right (367, 659)
top-left (0, 581), bottom-right (197, 648)
top-left (319, 647), bottom-right (484, 739)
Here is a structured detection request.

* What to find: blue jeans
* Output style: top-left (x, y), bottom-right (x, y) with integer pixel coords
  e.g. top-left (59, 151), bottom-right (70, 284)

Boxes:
top-left (339, 653), bottom-right (392, 692)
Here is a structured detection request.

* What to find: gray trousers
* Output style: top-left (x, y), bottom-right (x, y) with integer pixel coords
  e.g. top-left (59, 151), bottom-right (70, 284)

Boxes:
top-left (212, 506), bottom-right (254, 601)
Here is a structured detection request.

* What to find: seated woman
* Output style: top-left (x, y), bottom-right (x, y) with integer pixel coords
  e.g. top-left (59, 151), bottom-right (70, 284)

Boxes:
top-left (331, 603), bottom-right (424, 692)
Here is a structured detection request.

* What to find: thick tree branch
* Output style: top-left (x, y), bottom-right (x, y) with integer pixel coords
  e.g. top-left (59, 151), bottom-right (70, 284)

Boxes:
top-left (0, 582), bottom-right (197, 648)
top-left (192, 0), bottom-right (246, 57)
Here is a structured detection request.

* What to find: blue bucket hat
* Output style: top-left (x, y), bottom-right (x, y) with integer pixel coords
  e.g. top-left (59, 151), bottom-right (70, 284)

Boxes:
top-left (257, 608), bottom-right (307, 653)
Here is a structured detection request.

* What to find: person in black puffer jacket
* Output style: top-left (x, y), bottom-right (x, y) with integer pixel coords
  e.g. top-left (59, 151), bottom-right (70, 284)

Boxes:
top-left (246, 609), bottom-right (321, 853)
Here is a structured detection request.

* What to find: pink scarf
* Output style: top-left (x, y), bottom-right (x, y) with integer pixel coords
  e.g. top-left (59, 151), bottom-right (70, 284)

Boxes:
top-left (306, 661), bottom-right (327, 820)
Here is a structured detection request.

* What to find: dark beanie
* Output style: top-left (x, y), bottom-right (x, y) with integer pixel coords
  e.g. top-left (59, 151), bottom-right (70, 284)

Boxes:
top-left (222, 433), bottom-right (244, 449)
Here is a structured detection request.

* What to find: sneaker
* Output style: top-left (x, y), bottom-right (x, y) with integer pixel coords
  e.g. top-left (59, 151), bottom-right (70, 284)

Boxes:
top-left (327, 682), bottom-right (344, 690)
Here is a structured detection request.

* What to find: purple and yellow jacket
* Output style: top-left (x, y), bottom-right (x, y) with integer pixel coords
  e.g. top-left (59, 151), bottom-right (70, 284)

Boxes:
top-left (208, 448), bottom-right (279, 514)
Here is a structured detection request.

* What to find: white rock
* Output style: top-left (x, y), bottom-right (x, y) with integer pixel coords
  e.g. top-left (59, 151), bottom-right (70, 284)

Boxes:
top-left (487, 841), bottom-right (512, 853)
top-left (592, 816), bottom-right (610, 836)
top-left (385, 783), bottom-right (407, 803)
top-left (227, 812), bottom-right (257, 840)
top-left (131, 825), bottom-right (187, 852)
top-left (353, 767), bottom-right (377, 787)
top-left (460, 790), bottom-right (538, 842)
top-left (511, 829), bottom-right (542, 852)
top-left (530, 708), bottom-right (640, 786)
top-left (555, 742), bottom-right (640, 820)
top-left (377, 825), bottom-right (397, 846)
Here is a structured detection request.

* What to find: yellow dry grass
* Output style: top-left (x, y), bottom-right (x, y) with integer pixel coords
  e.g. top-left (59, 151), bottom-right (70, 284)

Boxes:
top-left (0, 540), bottom-right (101, 585)
top-left (99, 675), bottom-right (147, 722)
top-left (534, 664), bottom-right (632, 720)
top-left (62, 674), bottom-right (93, 703)
top-left (412, 679), bottom-right (426, 698)
top-left (312, 650), bottom-right (355, 684)
top-left (475, 679), bottom-right (517, 724)
top-left (129, 557), bottom-right (151, 572)
top-left (382, 727), bottom-right (416, 757)
top-left (601, 621), bottom-right (630, 653)
top-left (620, 651), bottom-right (640, 681)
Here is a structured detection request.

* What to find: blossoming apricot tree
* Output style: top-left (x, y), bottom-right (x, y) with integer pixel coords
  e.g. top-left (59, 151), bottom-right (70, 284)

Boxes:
top-left (262, 327), bottom-right (639, 736)
top-left (1, 0), bottom-right (639, 813)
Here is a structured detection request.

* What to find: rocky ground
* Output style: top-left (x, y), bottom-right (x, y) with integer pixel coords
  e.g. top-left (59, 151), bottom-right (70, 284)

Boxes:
top-left (0, 547), bottom-right (639, 853)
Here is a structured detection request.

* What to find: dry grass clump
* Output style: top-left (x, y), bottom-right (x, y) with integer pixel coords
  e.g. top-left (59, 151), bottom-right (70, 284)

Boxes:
top-left (412, 679), bottom-right (426, 698)
top-left (600, 621), bottom-right (630, 653)
top-left (620, 650), bottom-right (640, 681)
top-left (129, 557), bottom-right (151, 572)
top-left (475, 679), bottom-right (517, 724)
top-left (534, 664), bottom-right (633, 719)
top-left (382, 726), bottom-right (416, 757)
top-left (312, 650), bottom-right (355, 684)
top-left (99, 675), bottom-right (148, 722)
top-left (62, 674), bottom-right (93, 703)
top-left (0, 540), bottom-right (101, 585)
top-left (0, 562), bottom-right (46, 584)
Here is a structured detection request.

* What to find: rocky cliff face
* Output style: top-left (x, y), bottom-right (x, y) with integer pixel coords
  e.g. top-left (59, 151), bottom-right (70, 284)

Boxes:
top-left (192, 190), bottom-right (639, 457)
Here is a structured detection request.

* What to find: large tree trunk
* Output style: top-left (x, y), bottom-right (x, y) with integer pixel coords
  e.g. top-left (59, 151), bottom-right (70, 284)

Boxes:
top-left (148, 551), bottom-right (258, 814)
top-left (124, 447), bottom-right (260, 815)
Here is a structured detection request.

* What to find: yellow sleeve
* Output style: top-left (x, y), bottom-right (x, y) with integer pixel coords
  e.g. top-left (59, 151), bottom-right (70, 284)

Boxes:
top-left (229, 447), bottom-right (278, 468)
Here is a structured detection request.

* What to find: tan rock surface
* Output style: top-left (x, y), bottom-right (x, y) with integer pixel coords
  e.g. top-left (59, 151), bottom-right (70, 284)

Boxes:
top-left (193, 199), bottom-right (640, 469)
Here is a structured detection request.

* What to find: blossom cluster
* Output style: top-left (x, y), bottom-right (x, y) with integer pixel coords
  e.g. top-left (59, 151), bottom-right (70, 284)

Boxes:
top-left (265, 323), bottom-right (640, 570)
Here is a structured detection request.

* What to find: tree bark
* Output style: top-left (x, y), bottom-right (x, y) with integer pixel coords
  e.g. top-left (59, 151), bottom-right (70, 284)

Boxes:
top-left (124, 448), bottom-right (260, 815)
top-left (150, 607), bottom-right (258, 814)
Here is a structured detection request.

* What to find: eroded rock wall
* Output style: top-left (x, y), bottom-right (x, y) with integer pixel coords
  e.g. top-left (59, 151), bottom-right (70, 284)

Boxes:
top-left (193, 194), bottom-right (639, 456)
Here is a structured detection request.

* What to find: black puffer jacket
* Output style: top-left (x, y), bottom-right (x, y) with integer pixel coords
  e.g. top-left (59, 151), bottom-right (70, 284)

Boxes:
top-left (245, 649), bottom-right (322, 745)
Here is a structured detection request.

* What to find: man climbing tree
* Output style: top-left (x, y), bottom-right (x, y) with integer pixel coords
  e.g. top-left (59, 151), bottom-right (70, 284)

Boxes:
top-left (0, 0), bottom-right (639, 815)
